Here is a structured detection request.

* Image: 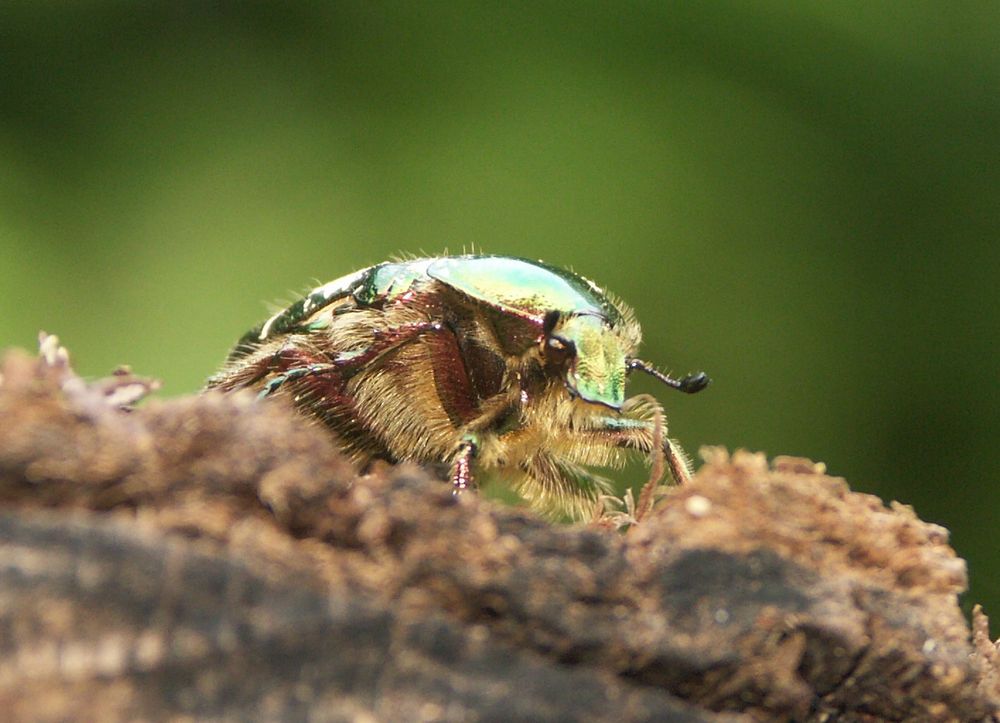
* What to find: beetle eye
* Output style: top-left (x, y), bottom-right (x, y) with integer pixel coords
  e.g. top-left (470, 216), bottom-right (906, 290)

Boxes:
top-left (544, 335), bottom-right (575, 366)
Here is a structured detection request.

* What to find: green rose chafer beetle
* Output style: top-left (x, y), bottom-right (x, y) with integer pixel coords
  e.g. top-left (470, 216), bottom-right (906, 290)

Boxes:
top-left (206, 254), bottom-right (708, 519)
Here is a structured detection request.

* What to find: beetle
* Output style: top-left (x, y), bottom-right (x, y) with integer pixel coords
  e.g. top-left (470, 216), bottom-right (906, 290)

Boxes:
top-left (206, 254), bottom-right (708, 519)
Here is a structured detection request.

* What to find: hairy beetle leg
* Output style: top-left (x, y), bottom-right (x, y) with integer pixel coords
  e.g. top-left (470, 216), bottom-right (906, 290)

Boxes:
top-left (259, 363), bottom-right (338, 398)
top-left (580, 415), bottom-right (694, 485)
top-left (664, 437), bottom-right (694, 485)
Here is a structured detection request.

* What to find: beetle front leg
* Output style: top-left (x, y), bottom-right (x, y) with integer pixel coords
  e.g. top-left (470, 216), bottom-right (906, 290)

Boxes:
top-left (662, 437), bottom-right (694, 485)
top-left (577, 414), bottom-right (694, 485)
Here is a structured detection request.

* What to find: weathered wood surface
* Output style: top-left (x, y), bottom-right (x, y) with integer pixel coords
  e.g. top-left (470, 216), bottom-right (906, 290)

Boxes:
top-left (0, 345), bottom-right (997, 721)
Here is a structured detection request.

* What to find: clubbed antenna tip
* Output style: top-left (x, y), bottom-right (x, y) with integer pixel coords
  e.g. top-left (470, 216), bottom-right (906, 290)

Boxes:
top-left (626, 359), bottom-right (710, 394)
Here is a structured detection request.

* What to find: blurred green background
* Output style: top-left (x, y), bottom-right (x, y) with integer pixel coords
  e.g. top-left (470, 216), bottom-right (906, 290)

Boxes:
top-left (1, 3), bottom-right (997, 615)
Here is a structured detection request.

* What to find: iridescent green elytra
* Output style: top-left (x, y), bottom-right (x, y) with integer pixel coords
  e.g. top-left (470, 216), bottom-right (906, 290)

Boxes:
top-left (208, 254), bottom-right (708, 518)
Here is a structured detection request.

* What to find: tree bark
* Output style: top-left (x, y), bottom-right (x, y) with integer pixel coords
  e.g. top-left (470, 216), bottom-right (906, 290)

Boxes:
top-left (0, 344), bottom-right (996, 721)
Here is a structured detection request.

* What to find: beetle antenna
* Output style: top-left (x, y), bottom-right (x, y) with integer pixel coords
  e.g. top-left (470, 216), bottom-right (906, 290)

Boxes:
top-left (626, 359), bottom-right (710, 394)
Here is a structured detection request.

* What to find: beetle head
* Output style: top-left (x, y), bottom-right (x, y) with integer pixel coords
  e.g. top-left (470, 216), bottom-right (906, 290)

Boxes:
top-left (542, 311), bottom-right (627, 410)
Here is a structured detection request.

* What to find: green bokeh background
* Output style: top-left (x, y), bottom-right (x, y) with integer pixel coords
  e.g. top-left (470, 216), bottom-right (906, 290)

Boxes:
top-left (2, 3), bottom-right (997, 615)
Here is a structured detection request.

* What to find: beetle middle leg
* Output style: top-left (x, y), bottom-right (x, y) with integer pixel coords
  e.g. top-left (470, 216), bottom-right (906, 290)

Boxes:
top-left (450, 435), bottom-right (478, 495)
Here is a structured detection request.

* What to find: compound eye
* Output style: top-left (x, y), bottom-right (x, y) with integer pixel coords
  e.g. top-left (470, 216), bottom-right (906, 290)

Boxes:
top-left (544, 335), bottom-right (575, 366)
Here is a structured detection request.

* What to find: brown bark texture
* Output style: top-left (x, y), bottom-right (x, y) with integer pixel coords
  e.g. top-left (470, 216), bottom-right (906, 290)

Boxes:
top-left (0, 341), bottom-right (997, 722)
